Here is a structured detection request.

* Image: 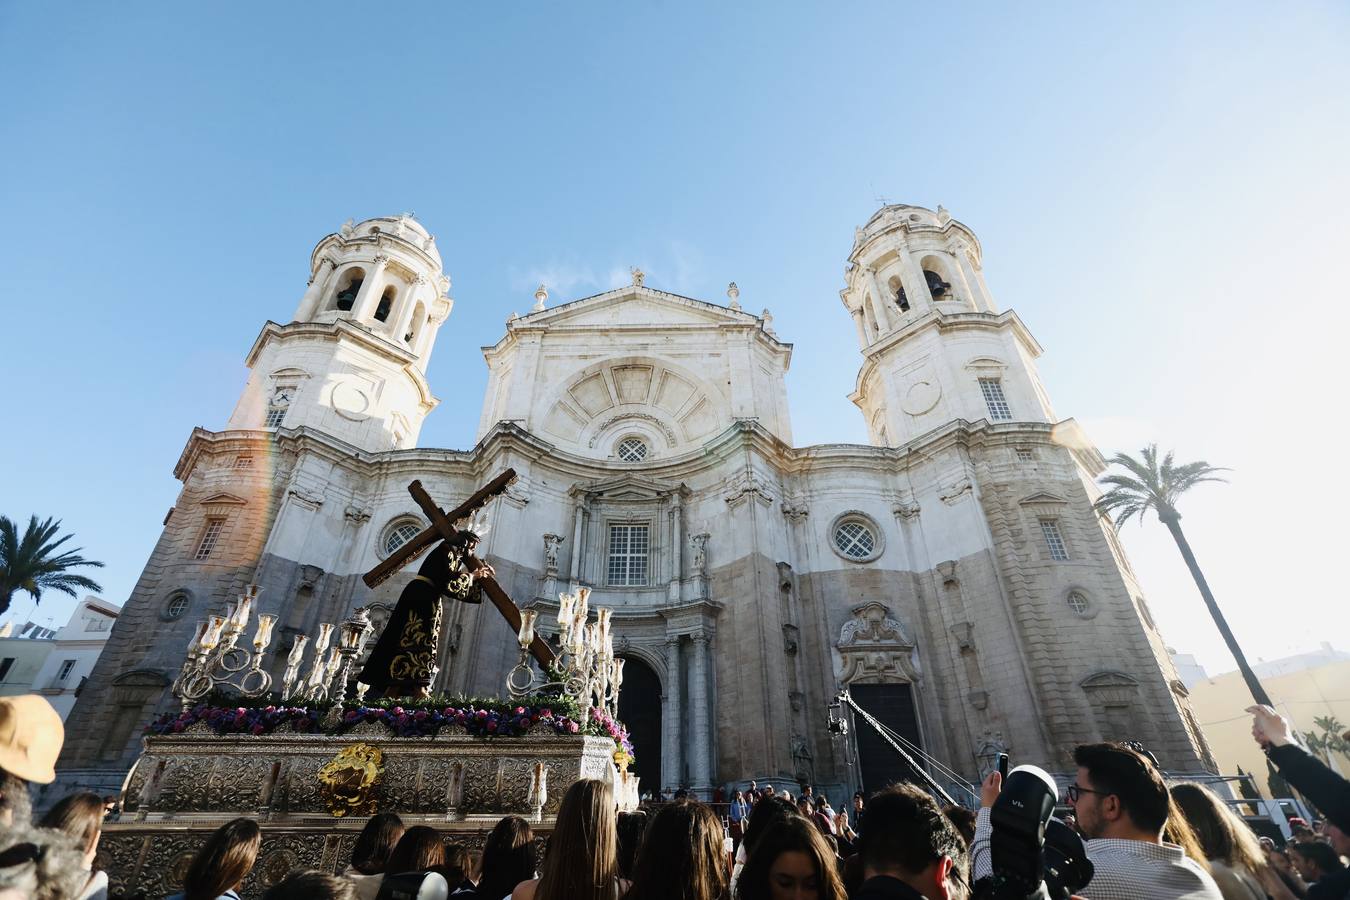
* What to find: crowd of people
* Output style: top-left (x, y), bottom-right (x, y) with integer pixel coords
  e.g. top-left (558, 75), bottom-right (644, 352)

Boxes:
top-left (0, 691), bottom-right (1347, 900)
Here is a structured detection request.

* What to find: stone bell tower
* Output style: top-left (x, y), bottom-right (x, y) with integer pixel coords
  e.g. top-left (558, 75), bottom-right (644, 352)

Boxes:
top-left (226, 214), bottom-right (452, 451)
top-left (842, 204), bottom-right (1056, 448)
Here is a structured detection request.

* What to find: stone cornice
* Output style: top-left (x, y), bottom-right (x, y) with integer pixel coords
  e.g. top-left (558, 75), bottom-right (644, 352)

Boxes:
top-left (173, 417), bottom-right (1095, 491)
top-left (851, 309), bottom-right (1043, 400)
top-left (243, 320), bottom-right (437, 411)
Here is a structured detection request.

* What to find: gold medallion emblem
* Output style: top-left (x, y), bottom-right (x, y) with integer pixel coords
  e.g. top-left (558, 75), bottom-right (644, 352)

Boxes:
top-left (317, 743), bottom-right (383, 818)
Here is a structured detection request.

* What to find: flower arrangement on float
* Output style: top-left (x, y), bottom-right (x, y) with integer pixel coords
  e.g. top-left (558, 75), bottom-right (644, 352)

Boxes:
top-left (145, 694), bottom-right (635, 767)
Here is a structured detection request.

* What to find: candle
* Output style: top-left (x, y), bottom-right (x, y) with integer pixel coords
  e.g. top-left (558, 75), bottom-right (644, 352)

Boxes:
top-left (612, 657), bottom-right (625, 690)
top-left (233, 594), bottom-right (252, 628)
top-left (518, 609), bottom-right (538, 648)
top-left (200, 615), bottom-right (226, 652)
top-left (577, 587), bottom-right (590, 622)
top-left (253, 614), bottom-right (277, 652)
top-left (186, 620), bottom-right (209, 655)
top-left (314, 622), bottom-right (334, 653)
top-left (597, 608), bottom-right (612, 647)
top-left (287, 634), bottom-right (310, 668)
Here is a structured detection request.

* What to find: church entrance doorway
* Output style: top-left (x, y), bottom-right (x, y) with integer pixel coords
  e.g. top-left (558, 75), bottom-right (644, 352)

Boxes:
top-left (616, 655), bottom-right (662, 794)
top-left (850, 682), bottom-right (925, 794)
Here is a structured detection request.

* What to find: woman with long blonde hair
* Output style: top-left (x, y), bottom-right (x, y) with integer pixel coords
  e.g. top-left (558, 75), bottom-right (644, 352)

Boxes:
top-left (512, 779), bottom-right (625, 900)
top-left (1170, 782), bottom-right (1297, 900)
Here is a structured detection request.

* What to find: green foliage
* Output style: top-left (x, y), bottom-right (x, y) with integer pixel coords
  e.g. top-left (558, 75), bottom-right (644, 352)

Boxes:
top-left (1093, 444), bottom-right (1229, 529)
top-left (0, 515), bottom-right (105, 616)
top-left (1302, 715), bottom-right (1349, 762)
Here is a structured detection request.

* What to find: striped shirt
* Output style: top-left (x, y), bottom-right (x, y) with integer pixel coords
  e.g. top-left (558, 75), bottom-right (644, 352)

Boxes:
top-left (972, 807), bottom-right (1223, 900)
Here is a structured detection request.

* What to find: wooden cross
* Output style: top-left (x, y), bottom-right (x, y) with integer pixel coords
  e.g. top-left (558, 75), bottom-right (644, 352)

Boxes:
top-left (362, 469), bottom-right (556, 668)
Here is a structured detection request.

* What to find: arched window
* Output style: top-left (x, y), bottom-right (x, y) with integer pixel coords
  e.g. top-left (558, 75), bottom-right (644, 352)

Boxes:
top-left (405, 301), bottom-right (427, 345)
top-left (382, 519), bottom-right (423, 557)
top-left (616, 436), bottom-right (648, 462)
top-left (374, 286), bottom-right (396, 322)
top-left (333, 268), bottom-right (365, 311)
top-left (923, 269), bottom-right (951, 298)
top-left (889, 276), bottom-right (909, 312)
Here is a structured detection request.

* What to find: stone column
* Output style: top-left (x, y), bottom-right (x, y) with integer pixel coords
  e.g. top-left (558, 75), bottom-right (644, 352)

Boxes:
top-left (668, 494), bottom-right (683, 602)
top-left (860, 299), bottom-right (878, 343)
top-left (867, 266), bottom-right (895, 332)
top-left (850, 307), bottom-right (868, 349)
top-left (392, 274), bottom-right (426, 343)
top-left (690, 631), bottom-right (713, 795)
top-left (568, 497), bottom-right (587, 589)
top-left (663, 636), bottom-right (683, 791)
top-left (294, 256), bottom-right (335, 321)
top-left (353, 255), bottom-right (389, 321)
top-left (950, 243), bottom-right (986, 311)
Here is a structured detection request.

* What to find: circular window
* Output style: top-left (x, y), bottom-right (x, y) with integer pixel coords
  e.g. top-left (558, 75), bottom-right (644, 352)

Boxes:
top-left (163, 594), bottom-right (190, 621)
top-left (829, 513), bottom-right (883, 562)
top-left (383, 520), bottom-right (423, 556)
top-left (1065, 590), bottom-right (1097, 619)
top-left (616, 437), bottom-right (648, 462)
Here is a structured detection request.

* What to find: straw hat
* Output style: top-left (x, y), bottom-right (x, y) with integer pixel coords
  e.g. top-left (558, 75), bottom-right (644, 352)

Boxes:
top-left (0, 695), bottom-right (64, 784)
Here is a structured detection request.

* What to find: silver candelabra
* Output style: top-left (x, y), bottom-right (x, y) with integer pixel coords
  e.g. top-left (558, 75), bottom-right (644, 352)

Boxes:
top-left (171, 585), bottom-right (277, 710)
top-left (506, 588), bottom-right (624, 716)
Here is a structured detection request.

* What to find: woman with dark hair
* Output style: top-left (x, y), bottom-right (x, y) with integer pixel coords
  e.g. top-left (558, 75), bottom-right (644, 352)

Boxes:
top-left (735, 815), bottom-right (846, 900)
top-left (38, 791), bottom-right (106, 899)
top-left (345, 812), bottom-right (405, 900)
top-left (616, 810), bottom-right (648, 881)
top-left (732, 797), bottom-right (798, 896)
top-left (1170, 783), bottom-right (1295, 900)
top-left (385, 825), bottom-right (448, 874)
top-left (512, 779), bottom-right (623, 900)
top-left (463, 815), bottom-right (536, 900)
top-left (626, 800), bottom-right (728, 900)
top-left (349, 813), bottom-right (406, 875)
top-left (168, 818), bottom-right (262, 900)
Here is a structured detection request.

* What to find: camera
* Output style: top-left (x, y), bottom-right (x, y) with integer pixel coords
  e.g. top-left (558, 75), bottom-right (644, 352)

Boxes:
top-left (973, 765), bottom-right (1093, 900)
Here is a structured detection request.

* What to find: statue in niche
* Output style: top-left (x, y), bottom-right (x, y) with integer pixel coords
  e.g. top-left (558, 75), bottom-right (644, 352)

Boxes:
top-left (336, 278), bottom-right (363, 311)
top-left (691, 533), bottom-right (709, 577)
top-left (542, 533), bottom-right (563, 572)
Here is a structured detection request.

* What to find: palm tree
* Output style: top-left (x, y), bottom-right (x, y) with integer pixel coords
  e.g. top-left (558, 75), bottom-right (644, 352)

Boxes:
top-left (1094, 445), bottom-right (1273, 706)
top-left (0, 515), bottom-right (105, 619)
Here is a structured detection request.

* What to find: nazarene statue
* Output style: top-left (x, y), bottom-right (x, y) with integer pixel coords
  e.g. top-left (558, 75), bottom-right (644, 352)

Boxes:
top-left (357, 514), bottom-right (493, 699)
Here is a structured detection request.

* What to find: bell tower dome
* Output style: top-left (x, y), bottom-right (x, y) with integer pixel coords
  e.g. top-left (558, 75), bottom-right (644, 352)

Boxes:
top-left (226, 214), bottom-right (450, 451)
top-left (843, 204), bottom-right (1055, 447)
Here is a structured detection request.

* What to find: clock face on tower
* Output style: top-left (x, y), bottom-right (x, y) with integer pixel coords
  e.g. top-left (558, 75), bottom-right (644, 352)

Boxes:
top-left (273, 388), bottom-right (293, 406)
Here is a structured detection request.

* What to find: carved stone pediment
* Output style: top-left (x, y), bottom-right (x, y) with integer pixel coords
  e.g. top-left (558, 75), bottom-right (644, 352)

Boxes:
top-left (574, 474), bottom-right (684, 504)
top-left (1080, 671), bottom-right (1140, 705)
top-left (839, 602), bottom-right (913, 648)
top-left (836, 602), bottom-right (921, 685)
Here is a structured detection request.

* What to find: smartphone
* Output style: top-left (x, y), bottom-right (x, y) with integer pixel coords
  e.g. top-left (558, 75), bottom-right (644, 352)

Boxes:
top-left (997, 752), bottom-right (1009, 779)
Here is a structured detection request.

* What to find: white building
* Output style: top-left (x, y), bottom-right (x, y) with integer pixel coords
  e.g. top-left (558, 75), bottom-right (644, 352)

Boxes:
top-left (1, 597), bottom-right (118, 718)
top-left (31, 598), bottom-right (120, 719)
top-left (59, 209), bottom-right (1215, 800)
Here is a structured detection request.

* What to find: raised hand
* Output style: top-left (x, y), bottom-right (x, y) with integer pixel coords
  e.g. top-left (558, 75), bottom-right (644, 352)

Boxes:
top-left (1246, 705), bottom-right (1293, 748)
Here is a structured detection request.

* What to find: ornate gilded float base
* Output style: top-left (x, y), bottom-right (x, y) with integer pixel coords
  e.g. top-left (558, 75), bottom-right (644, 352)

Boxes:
top-left (101, 729), bottom-right (615, 897)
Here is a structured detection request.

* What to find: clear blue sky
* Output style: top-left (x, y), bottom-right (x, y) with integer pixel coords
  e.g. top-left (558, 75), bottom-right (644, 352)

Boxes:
top-left (2, 2), bottom-right (1347, 679)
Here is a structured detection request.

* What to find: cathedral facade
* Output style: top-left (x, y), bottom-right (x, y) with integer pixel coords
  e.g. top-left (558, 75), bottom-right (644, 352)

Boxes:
top-left (56, 207), bottom-right (1217, 801)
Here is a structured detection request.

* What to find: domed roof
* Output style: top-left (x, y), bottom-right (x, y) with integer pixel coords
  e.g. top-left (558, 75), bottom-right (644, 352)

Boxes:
top-left (342, 214), bottom-right (441, 267)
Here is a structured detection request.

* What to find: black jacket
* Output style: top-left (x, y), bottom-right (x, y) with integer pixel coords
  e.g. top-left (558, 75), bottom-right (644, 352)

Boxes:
top-left (1307, 867), bottom-right (1350, 900)
top-left (1269, 743), bottom-right (1350, 833)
